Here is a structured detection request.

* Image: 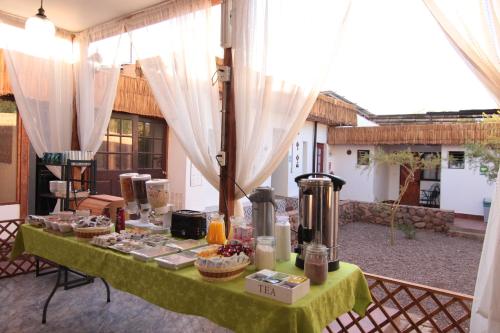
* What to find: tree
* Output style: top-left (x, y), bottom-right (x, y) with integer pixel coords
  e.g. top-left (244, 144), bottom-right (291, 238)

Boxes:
top-left (361, 150), bottom-right (441, 245)
top-left (465, 111), bottom-right (500, 183)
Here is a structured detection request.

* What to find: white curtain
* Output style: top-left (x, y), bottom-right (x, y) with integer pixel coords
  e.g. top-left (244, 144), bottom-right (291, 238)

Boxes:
top-left (126, 0), bottom-right (221, 188)
top-left (74, 27), bottom-right (123, 156)
top-left (423, 0), bottom-right (500, 104)
top-left (1, 23), bottom-right (74, 178)
top-left (231, 0), bottom-right (351, 197)
top-left (471, 170), bottom-right (500, 332)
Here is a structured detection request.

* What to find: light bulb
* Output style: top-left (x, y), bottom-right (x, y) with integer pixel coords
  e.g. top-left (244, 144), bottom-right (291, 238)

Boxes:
top-left (25, 15), bottom-right (55, 38)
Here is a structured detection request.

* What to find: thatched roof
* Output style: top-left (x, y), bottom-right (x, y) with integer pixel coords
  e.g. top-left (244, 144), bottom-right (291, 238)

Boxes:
top-left (113, 73), bottom-right (162, 118)
top-left (308, 93), bottom-right (357, 126)
top-left (328, 122), bottom-right (500, 145)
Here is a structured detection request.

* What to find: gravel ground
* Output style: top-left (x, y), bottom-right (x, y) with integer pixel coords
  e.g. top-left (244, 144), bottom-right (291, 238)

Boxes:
top-left (338, 222), bottom-right (483, 295)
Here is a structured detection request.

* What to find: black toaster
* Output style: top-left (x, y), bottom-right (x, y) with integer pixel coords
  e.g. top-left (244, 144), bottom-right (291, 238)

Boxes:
top-left (171, 210), bottom-right (207, 239)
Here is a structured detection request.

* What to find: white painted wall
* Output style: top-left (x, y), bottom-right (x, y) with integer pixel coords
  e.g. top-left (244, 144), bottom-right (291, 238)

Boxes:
top-left (184, 162), bottom-right (219, 211)
top-left (167, 132), bottom-right (187, 208)
top-left (373, 162), bottom-right (389, 202)
top-left (167, 132), bottom-right (219, 211)
top-left (272, 121), bottom-right (331, 198)
top-left (0, 204), bottom-right (20, 220)
top-left (440, 145), bottom-right (495, 216)
top-left (387, 164), bottom-right (400, 200)
top-left (330, 144), bottom-right (376, 202)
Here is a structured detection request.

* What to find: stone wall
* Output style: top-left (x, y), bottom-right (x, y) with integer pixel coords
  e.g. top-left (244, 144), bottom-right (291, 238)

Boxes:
top-left (340, 200), bottom-right (453, 232)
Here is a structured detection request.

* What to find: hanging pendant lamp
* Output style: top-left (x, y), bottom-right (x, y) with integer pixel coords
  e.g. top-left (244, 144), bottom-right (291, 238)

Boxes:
top-left (25, 0), bottom-right (56, 37)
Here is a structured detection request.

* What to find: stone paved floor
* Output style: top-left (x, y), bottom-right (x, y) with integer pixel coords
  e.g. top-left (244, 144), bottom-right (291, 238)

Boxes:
top-left (0, 272), bottom-right (231, 333)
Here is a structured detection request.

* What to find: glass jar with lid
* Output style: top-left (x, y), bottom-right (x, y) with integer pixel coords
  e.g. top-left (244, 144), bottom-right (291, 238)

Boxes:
top-left (304, 243), bottom-right (328, 285)
top-left (255, 236), bottom-right (276, 270)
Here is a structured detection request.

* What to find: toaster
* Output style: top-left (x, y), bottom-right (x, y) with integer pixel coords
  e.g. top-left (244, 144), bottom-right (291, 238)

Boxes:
top-left (171, 210), bottom-right (207, 239)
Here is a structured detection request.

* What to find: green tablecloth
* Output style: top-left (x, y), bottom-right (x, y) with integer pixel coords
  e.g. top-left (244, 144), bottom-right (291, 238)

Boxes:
top-left (12, 225), bottom-right (372, 333)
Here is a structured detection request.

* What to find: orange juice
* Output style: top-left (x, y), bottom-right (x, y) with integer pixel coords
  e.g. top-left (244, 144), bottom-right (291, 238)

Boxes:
top-left (207, 214), bottom-right (226, 245)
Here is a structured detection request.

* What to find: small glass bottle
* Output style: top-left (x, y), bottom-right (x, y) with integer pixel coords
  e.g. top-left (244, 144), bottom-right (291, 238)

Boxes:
top-left (304, 243), bottom-right (329, 285)
top-left (255, 236), bottom-right (276, 270)
top-left (207, 213), bottom-right (227, 245)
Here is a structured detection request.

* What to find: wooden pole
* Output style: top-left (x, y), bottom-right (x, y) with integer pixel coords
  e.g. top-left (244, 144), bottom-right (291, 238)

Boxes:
top-left (219, 0), bottom-right (236, 236)
top-left (219, 47), bottom-right (236, 236)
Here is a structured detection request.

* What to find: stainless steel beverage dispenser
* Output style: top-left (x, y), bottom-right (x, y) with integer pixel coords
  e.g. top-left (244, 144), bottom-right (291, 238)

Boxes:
top-left (294, 173), bottom-right (345, 271)
top-left (248, 186), bottom-right (276, 237)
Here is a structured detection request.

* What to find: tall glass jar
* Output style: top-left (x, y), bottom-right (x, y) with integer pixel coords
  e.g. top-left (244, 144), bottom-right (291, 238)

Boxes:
top-left (207, 213), bottom-right (227, 245)
top-left (132, 174), bottom-right (151, 222)
top-left (255, 236), bottom-right (276, 270)
top-left (304, 243), bottom-right (329, 285)
top-left (120, 173), bottom-right (139, 213)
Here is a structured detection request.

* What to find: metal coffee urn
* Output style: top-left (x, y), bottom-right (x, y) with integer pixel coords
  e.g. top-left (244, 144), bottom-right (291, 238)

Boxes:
top-left (294, 173), bottom-right (346, 272)
top-left (248, 186), bottom-right (277, 237)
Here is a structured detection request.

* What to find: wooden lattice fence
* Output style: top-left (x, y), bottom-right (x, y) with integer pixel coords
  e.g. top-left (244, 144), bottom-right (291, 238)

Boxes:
top-left (0, 219), bottom-right (51, 278)
top-left (329, 273), bottom-right (473, 333)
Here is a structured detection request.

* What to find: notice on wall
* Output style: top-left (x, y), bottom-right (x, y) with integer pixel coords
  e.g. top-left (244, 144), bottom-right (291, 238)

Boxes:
top-left (0, 126), bottom-right (13, 164)
top-left (190, 162), bottom-right (202, 187)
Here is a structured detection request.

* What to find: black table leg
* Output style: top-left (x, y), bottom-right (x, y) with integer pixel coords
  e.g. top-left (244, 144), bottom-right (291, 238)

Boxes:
top-left (42, 266), bottom-right (63, 324)
top-left (101, 278), bottom-right (111, 303)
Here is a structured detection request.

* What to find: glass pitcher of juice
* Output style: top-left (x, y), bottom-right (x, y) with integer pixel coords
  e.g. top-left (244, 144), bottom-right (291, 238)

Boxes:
top-left (207, 213), bottom-right (227, 245)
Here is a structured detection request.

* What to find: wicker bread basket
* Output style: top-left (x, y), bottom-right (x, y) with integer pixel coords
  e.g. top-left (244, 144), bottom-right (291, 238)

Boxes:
top-left (74, 226), bottom-right (111, 241)
top-left (195, 260), bottom-right (250, 282)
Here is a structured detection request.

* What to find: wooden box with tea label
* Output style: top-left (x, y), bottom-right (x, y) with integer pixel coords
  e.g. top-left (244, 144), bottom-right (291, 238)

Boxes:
top-left (245, 269), bottom-right (310, 304)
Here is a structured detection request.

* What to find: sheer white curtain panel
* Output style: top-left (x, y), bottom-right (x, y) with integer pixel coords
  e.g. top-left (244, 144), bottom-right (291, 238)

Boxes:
top-left (471, 170), bottom-right (500, 332)
top-left (1, 23), bottom-right (74, 178)
top-left (126, 0), bottom-right (221, 189)
top-left (423, 0), bottom-right (500, 104)
top-left (231, 0), bottom-right (351, 199)
top-left (74, 27), bottom-right (124, 157)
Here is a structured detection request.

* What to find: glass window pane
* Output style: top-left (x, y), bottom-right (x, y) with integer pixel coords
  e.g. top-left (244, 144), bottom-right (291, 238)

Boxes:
top-left (108, 118), bottom-right (120, 135)
top-left (139, 137), bottom-right (153, 153)
top-left (0, 100), bottom-right (18, 203)
top-left (154, 139), bottom-right (163, 154)
top-left (153, 123), bottom-right (164, 138)
top-left (108, 154), bottom-right (120, 170)
top-left (153, 155), bottom-right (163, 169)
top-left (138, 122), bottom-right (144, 136)
top-left (138, 153), bottom-right (152, 168)
top-left (139, 121), bottom-right (151, 137)
top-left (98, 135), bottom-right (107, 152)
top-left (144, 122), bottom-right (151, 137)
top-left (96, 154), bottom-right (107, 170)
top-left (121, 119), bottom-right (132, 136)
top-left (121, 136), bottom-right (132, 153)
top-left (108, 135), bottom-right (120, 152)
top-left (121, 154), bottom-right (132, 170)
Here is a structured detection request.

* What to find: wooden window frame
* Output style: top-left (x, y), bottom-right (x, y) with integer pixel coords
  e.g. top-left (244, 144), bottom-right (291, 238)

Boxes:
top-left (448, 151), bottom-right (465, 169)
top-left (357, 149), bottom-right (370, 166)
top-left (95, 111), bottom-right (168, 175)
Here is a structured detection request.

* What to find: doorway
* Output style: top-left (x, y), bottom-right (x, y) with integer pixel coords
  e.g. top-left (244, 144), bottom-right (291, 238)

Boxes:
top-left (399, 165), bottom-right (421, 206)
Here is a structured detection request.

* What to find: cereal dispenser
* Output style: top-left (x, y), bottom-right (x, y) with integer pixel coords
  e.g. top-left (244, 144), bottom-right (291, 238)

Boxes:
top-left (119, 173), bottom-right (139, 217)
top-left (146, 179), bottom-right (170, 225)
